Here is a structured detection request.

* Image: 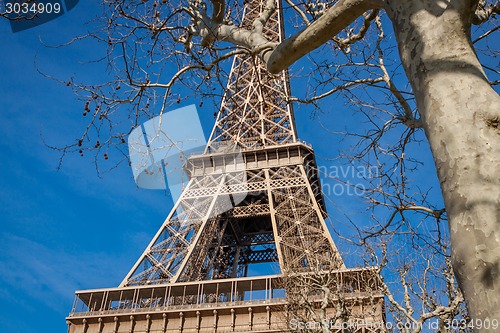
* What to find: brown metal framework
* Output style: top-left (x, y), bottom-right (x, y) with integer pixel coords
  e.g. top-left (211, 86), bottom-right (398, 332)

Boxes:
top-left (205, 0), bottom-right (297, 151)
top-left (66, 1), bottom-right (385, 332)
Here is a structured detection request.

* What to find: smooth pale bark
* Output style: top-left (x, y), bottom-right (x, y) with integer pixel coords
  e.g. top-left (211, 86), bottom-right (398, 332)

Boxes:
top-left (386, 0), bottom-right (500, 327)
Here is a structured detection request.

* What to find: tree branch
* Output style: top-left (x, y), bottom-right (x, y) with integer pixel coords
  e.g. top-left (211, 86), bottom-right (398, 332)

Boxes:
top-left (472, 0), bottom-right (500, 25)
top-left (266, 0), bottom-right (383, 73)
top-left (288, 77), bottom-right (384, 104)
top-left (335, 9), bottom-right (380, 47)
top-left (283, 0), bottom-right (311, 26)
top-left (253, 0), bottom-right (276, 33)
top-left (375, 16), bottom-right (423, 128)
top-left (210, 0), bottom-right (225, 24)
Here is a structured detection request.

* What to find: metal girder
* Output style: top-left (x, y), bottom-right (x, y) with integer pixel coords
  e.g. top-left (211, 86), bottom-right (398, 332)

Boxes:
top-left (120, 0), bottom-right (343, 290)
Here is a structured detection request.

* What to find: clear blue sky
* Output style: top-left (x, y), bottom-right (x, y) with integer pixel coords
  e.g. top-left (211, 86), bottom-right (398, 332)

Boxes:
top-left (0, 3), bottom-right (170, 332)
top-left (0, 3), bottom-right (450, 333)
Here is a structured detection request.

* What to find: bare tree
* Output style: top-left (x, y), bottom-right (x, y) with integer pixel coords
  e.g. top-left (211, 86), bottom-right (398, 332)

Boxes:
top-left (281, 264), bottom-right (385, 333)
top-left (367, 231), bottom-right (470, 332)
top-left (281, 220), bottom-right (471, 333)
top-left (38, 0), bottom-right (499, 328)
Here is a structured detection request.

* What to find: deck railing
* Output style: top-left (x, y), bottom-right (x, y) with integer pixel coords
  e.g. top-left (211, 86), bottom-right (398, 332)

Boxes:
top-left (69, 268), bottom-right (382, 318)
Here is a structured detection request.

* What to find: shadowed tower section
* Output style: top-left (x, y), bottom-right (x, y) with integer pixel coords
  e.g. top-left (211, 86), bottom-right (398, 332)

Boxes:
top-left (66, 1), bottom-right (385, 332)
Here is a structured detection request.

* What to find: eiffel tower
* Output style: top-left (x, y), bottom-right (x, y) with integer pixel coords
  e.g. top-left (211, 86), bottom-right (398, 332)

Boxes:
top-left (66, 1), bottom-right (385, 332)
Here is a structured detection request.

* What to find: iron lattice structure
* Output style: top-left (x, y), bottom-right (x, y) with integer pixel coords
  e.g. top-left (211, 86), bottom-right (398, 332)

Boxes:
top-left (66, 1), bottom-right (385, 332)
top-left (205, 0), bottom-right (297, 151)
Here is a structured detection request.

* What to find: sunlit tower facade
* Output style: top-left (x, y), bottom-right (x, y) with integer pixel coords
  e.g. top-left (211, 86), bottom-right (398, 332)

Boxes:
top-left (66, 1), bottom-right (385, 332)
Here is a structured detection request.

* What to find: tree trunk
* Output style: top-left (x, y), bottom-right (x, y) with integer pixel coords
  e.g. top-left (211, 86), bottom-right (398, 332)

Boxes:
top-left (387, 0), bottom-right (500, 328)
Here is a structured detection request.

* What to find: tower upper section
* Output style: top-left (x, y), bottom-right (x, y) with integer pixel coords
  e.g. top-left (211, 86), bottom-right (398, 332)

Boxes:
top-left (205, 0), bottom-right (297, 152)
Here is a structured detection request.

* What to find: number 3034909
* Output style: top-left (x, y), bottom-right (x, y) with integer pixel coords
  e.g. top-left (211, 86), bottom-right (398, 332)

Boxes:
top-left (444, 319), bottom-right (499, 330)
top-left (4, 2), bottom-right (61, 15)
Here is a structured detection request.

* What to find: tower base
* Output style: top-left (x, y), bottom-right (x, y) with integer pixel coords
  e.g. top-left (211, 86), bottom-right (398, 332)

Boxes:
top-left (67, 268), bottom-right (385, 333)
